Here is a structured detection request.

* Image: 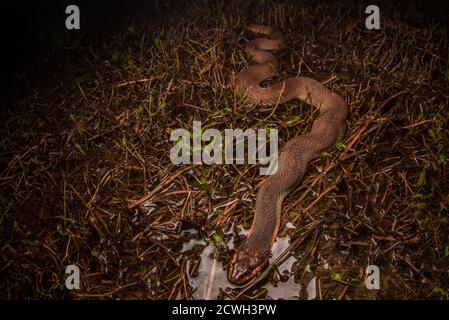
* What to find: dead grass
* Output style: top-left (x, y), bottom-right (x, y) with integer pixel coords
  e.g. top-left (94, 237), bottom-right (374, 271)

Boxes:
top-left (1, 0), bottom-right (448, 299)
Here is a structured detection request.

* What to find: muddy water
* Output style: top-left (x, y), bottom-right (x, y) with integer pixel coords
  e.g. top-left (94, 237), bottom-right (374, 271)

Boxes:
top-left (184, 229), bottom-right (317, 300)
top-left (187, 245), bottom-right (229, 300)
top-left (265, 236), bottom-right (300, 299)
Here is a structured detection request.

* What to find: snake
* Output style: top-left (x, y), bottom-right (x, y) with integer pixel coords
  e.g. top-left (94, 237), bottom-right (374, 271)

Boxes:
top-left (227, 24), bottom-right (349, 285)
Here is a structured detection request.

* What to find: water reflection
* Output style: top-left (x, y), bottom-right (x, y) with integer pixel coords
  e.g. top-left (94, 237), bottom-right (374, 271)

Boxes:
top-left (188, 245), bottom-right (229, 300)
top-left (183, 228), bottom-right (319, 300)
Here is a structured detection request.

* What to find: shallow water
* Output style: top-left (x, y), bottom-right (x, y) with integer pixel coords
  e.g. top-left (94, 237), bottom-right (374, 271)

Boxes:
top-left (181, 238), bottom-right (206, 252)
top-left (187, 245), bottom-right (230, 300)
top-left (184, 229), bottom-right (318, 300)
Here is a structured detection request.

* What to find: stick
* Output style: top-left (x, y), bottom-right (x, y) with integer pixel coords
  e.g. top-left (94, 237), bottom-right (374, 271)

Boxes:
top-left (127, 166), bottom-right (192, 210)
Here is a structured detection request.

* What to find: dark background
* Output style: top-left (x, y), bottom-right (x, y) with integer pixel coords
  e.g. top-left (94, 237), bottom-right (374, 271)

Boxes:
top-left (0, 1), bottom-right (164, 101)
top-left (1, 0), bottom-right (448, 97)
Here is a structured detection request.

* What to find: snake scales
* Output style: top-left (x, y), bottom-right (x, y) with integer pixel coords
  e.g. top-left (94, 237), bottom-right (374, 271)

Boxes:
top-left (227, 24), bottom-right (349, 285)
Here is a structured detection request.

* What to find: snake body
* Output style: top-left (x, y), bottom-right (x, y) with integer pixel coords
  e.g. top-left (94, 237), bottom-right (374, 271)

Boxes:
top-left (227, 24), bottom-right (349, 285)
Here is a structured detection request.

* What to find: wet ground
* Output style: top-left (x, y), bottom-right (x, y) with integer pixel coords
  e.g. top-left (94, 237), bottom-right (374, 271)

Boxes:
top-left (1, 0), bottom-right (448, 299)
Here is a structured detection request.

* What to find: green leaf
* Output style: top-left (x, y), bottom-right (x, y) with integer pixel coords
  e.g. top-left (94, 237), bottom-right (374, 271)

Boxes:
top-left (335, 142), bottom-right (346, 152)
top-left (415, 202), bottom-right (427, 210)
top-left (432, 287), bottom-right (447, 296)
top-left (286, 115), bottom-right (301, 125)
top-left (236, 224), bottom-right (245, 232)
top-left (331, 271), bottom-right (343, 282)
top-left (289, 211), bottom-right (301, 218)
top-left (74, 143), bottom-right (85, 155)
top-left (69, 113), bottom-right (77, 122)
top-left (212, 209), bottom-right (224, 216)
top-left (416, 170), bottom-right (426, 187)
top-left (55, 215), bottom-right (77, 224)
top-left (413, 193), bottom-right (425, 200)
top-left (91, 249), bottom-right (98, 257)
top-left (199, 176), bottom-right (209, 191)
top-left (56, 224), bottom-right (66, 236)
top-left (211, 233), bottom-right (225, 247)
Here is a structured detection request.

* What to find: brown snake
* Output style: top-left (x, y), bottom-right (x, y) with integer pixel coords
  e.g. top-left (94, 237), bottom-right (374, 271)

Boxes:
top-left (227, 24), bottom-right (349, 285)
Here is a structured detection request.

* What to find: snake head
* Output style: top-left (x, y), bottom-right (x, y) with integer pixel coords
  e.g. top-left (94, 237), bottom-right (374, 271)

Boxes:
top-left (227, 245), bottom-right (269, 286)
